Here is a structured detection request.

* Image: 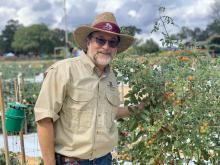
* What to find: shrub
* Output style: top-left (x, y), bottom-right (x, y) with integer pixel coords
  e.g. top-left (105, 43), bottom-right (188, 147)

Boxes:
top-left (113, 49), bottom-right (220, 164)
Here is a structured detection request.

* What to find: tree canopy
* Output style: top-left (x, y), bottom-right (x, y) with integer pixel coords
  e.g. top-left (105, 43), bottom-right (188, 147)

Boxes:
top-left (12, 24), bottom-right (52, 55)
top-left (0, 20), bottom-right (21, 53)
top-left (120, 25), bottom-right (141, 36)
top-left (12, 24), bottom-right (67, 56)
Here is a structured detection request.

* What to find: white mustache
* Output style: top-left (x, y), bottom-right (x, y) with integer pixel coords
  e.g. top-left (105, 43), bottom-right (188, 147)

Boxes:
top-left (97, 50), bottom-right (111, 55)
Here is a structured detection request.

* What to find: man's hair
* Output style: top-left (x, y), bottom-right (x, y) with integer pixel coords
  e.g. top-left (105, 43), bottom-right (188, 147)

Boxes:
top-left (84, 32), bottom-right (94, 53)
top-left (87, 32), bottom-right (94, 40)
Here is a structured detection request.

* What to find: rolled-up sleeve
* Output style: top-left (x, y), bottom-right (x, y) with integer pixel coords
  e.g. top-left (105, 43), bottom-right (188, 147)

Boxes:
top-left (34, 64), bottom-right (68, 122)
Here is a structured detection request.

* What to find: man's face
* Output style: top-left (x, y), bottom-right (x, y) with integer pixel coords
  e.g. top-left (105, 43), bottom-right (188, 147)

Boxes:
top-left (87, 31), bottom-right (119, 69)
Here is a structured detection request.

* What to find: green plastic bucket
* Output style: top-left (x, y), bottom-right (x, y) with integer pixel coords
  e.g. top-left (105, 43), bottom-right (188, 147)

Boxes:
top-left (5, 102), bottom-right (27, 132)
top-left (5, 115), bottom-right (25, 132)
top-left (6, 107), bottom-right (25, 117)
top-left (7, 102), bottom-right (27, 110)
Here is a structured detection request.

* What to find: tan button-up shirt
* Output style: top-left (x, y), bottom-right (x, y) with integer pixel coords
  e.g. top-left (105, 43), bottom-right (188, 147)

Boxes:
top-left (34, 51), bottom-right (120, 160)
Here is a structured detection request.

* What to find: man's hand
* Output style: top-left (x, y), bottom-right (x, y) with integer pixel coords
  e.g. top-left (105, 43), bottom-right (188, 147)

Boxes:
top-left (116, 98), bottom-right (146, 119)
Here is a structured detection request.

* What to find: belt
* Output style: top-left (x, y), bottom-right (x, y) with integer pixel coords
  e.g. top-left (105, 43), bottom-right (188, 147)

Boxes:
top-left (62, 156), bottom-right (86, 162)
top-left (55, 153), bottom-right (87, 163)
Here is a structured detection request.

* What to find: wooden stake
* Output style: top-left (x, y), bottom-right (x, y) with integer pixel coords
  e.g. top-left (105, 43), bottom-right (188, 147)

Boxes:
top-left (14, 79), bottom-right (19, 103)
top-left (121, 82), bottom-right (124, 103)
top-left (18, 74), bottom-right (28, 134)
top-left (14, 77), bottom-right (26, 165)
top-left (19, 131), bottom-right (26, 165)
top-left (0, 78), bottom-right (10, 165)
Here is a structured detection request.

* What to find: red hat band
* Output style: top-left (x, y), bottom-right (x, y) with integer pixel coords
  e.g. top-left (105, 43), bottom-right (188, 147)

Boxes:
top-left (93, 22), bottom-right (120, 34)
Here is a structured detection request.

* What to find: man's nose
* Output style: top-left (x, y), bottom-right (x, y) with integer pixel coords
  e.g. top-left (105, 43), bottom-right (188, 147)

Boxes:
top-left (102, 41), bottom-right (110, 49)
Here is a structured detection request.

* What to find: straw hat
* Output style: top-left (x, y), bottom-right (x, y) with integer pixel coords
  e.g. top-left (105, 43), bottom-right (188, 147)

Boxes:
top-left (73, 12), bottom-right (134, 53)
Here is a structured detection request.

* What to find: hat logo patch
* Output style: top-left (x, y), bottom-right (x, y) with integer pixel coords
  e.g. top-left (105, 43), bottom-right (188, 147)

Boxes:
top-left (103, 23), bottom-right (112, 31)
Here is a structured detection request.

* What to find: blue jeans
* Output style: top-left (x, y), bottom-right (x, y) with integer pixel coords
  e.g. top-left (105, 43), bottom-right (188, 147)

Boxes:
top-left (62, 153), bottom-right (112, 165)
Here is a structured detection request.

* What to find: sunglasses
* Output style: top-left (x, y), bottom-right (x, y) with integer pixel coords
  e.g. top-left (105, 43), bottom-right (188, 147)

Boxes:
top-left (92, 36), bottom-right (119, 48)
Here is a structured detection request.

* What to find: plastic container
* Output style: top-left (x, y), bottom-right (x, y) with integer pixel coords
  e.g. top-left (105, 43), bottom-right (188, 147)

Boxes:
top-left (5, 102), bottom-right (27, 132)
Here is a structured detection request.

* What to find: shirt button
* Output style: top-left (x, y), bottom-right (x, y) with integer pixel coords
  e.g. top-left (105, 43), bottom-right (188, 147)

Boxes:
top-left (98, 114), bottom-right (101, 117)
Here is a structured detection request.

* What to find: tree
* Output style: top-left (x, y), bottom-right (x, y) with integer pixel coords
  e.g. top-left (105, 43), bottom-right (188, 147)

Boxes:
top-left (120, 25), bottom-right (141, 36)
top-left (0, 19), bottom-right (22, 53)
top-left (194, 29), bottom-right (209, 41)
top-left (175, 26), bottom-right (209, 42)
top-left (135, 38), bottom-right (160, 54)
top-left (206, 0), bottom-right (220, 36)
top-left (0, 38), bottom-right (4, 53)
top-left (12, 24), bottom-right (55, 56)
top-left (206, 20), bottom-right (220, 36)
top-left (189, 27), bottom-right (209, 41)
top-left (207, 35), bottom-right (220, 55)
top-left (51, 28), bottom-right (66, 47)
top-left (177, 26), bottom-right (194, 40)
top-left (211, 0), bottom-right (220, 22)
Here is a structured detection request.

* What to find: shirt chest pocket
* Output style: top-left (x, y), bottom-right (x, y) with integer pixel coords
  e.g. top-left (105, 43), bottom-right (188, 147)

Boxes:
top-left (105, 88), bottom-right (120, 129)
top-left (66, 88), bottom-right (94, 129)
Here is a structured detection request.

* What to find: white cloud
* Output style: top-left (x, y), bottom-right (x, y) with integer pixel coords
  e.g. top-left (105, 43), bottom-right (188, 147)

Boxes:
top-left (167, 0), bottom-right (215, 29)
top-left (0, 7), bottom-right (17, 20)
top-left (16, 7), bottom-right (38, 26)
top-left (95, 0), bottom-right (124, 13)
top-left (182, 1), bottom-right (212, 20)
top-left (0, 7), bottom-right (17, 32)
top-left (128, 10), bottom-right (140, 18)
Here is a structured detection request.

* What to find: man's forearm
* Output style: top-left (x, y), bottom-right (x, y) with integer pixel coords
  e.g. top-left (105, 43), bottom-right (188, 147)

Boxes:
top-left (37, 118), bottom-right (56, 165)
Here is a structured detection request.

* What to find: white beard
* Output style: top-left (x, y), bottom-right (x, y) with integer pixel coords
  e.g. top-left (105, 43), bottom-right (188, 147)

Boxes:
top-left (87, 50), bottom-right (115, 66)
top-left (94, 53), bottom-right (113, 66)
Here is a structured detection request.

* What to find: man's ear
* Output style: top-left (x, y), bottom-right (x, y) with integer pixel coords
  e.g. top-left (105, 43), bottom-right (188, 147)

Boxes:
top-left (86, 38), bottom-right (90, 47)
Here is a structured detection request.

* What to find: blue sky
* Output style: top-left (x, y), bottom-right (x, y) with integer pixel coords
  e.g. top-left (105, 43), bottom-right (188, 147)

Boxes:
top-left (0, 0), bottom-right (215, 43)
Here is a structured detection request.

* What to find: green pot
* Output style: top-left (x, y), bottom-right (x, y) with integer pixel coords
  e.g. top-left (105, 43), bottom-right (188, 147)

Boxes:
top-left (5, 115), bottom-right (25, 132)
top-left (6, 108), bottom-right (25, 117)
top-left (5, 106), bottom-right (26, 132)
top-left (8, 102), bottom-right (27, 110)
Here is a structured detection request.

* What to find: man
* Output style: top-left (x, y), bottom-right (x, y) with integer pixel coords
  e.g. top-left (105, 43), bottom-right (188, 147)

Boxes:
top-left (34, 12), bottom-right (134, 165)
